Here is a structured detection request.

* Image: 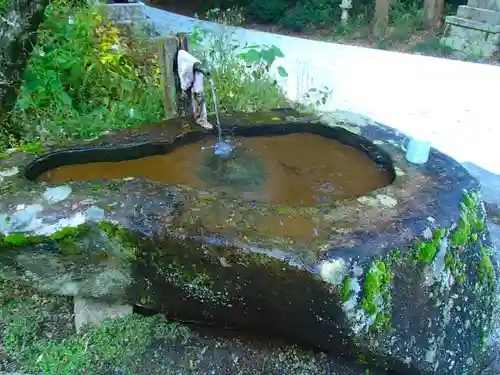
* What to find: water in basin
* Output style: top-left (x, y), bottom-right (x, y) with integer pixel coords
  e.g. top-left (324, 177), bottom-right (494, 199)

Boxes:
top-left (39, 133), bottom-right (392, 206)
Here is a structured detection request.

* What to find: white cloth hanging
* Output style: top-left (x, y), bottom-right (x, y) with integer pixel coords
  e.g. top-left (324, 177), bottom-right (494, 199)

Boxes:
top-left (177, 50), bottom-right (213, 130)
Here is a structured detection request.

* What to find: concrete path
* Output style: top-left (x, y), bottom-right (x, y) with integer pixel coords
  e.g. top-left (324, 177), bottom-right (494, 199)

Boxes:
top-left (144, 6), bottom-right (500, 178)
top-left (144, 7), bottom-right (500, 209)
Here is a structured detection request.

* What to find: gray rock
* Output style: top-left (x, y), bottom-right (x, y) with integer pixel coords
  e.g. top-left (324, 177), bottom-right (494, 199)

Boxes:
top-left (0, 110), bottom-right (496, 375)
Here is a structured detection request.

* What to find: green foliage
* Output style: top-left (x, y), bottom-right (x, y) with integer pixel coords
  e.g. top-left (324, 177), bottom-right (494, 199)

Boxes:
top-left (389, 1), bottom-right (425, 40)
top-left (247, 0), bottom-right (290, 23)
top-left (280, 0), bottom-right (340, 32)
top-left (0, 0), bottom-right (8, 16)
top-left (189, 26), bottom-right (288, 113)
top-left (11, 0), bottom-right (164, 142)
top-left (0, 298), bottom-right (191, 374)
top-left (204, 6), bottom-right (247, 26)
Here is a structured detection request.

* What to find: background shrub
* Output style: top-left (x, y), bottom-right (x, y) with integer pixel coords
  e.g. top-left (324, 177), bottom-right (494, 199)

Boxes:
top-left (247, 0), bottom-right (290, 23)
top-left (280, 0), bottom-right (340, 31)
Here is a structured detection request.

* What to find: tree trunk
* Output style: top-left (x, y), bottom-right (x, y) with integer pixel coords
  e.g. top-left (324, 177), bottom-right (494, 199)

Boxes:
top-left (0, 0), bottom-right (51, 139)
top-left (372, 0), bottom-right (392, 37)
top-left (424, 0), bottom-right (445, 28)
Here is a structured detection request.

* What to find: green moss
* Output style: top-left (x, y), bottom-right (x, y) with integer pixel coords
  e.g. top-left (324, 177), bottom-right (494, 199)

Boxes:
top-left (0, 232), bottom-right (46, 247)
top-left (16, 142), bottom-right (46, 154)
top-left (444, 251), bottom-right (467, 284)
top-left (98, 221), bottom-right (139, 259)
top-left (340, 276), bottom-right (353, 302)
top-left (0, 152), bottom-right (9, 159)
top-left (360, 260), bottom-right (392, 331)
top-left (50, 224), bottom-right (91, 241)
top-left (0, 298), bottom-right (191, 374)
top-left (416, 228), bottom-right (444, 263)
top-left (3, 232), bottom-right (28, 245)
top-left (451, 218), bottom-right (470, 246)
top-left (0, 224), bottom-right (91, 255)
top-left (451, 191), bottom-right (485, 247)
top-left (477, 245), bottom-right (495, 289)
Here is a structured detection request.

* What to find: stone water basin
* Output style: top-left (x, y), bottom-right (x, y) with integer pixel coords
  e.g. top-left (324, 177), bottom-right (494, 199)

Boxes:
top-left (0, 109), bottom-right (496, 375)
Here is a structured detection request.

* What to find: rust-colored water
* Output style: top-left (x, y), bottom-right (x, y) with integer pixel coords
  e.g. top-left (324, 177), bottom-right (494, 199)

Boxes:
top-left (39, 134), bottom-right (391, 206)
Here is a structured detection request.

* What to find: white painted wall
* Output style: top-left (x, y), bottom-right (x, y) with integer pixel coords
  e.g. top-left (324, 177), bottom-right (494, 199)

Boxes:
top-left (145, 7), bottom-right (500, 175)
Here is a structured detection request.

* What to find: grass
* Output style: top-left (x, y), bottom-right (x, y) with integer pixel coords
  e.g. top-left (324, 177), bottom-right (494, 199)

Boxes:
top-left (0, 277), bottom-right (344, 375)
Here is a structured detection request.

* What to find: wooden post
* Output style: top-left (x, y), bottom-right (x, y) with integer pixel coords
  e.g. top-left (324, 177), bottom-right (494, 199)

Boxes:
top-left (372, 0), bottom-right (392, 37)
top-left (175, 33), bottom-right (192, 118)
top-left (159, 35), bottom-right (178, 119)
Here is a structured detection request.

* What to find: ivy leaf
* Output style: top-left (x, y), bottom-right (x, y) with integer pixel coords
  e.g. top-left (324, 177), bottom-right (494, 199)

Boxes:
top-left (277, 66), bottom-right (288, 77)
top-left (60, 91), bottom-right (72, 106)
top-left (238, 49), bottom-right (261, 63)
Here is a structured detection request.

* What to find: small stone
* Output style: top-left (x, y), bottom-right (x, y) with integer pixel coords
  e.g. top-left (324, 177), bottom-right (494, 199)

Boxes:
top-left (357, 196), bottom-right (379, 206)
top-left (394, 166), bottom-right (405, 176)
top-left (43, 185), bottom-right (72, 203)
top-left (376, 194), bottom-right (397, 207)
top-left (422, 227), bottom-right (433, 240)
top-left (0, 167), bottom-right (19, 177)
top-left (319, 258), bottom-right (347, 285)
top-left (85, 206), bottom-right (105, 222)
top-left (74, 297), bottom-right (133, 333)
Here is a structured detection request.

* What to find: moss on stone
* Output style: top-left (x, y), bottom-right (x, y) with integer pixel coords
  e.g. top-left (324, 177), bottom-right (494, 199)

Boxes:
top-left (360, 260), bottom-right (392, 331)
top-left (98, 221), bottom-right (139, 259)
top-left (0, 152), bottom-right (9, 159)
top-left (340, 276), bottom-right (352, 302)
top-left (1, 232), bottom-right (48, 247)
top-left (0, 223), bottom-right (93, 256)
top-left (50, 224), bottom-right (91, 241)
top-left (451, 191), bottom-right (485, 248)
top-left (16, 142), bottom-right (46, 154)
top-left (416, 228), bottom-right (445, 263)
top-left (444, 251), bottom-right (466, 284)
top-left (477, 245), bottom-right (495, 290)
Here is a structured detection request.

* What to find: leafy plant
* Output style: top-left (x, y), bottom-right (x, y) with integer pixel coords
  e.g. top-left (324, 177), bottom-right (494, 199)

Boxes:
top-left (247, 0), bottom-right (290, 23)
top-left (204, 6), bottom-right (246, 26)
top-left (0, 0), bottom-right (8, 16)
top-left (11, 0), bottom-right (164, 142)
top-left (301, 86), bottom-right (333, 110)
top-left (189, 25), bottom-right (288, 113)
top-left (238, 44), bottom-right (288, 77)
top-left (280, 0), bottom-right (340, 31)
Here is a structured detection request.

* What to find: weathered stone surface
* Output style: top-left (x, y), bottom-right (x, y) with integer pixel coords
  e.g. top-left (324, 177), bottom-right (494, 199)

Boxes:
top-left (0, 109), bottom-right (496, 375)
top-left (441, 0), bottom-right (500, 58)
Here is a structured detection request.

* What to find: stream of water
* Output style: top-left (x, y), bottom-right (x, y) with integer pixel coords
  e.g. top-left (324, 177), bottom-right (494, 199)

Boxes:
top-left (206, 77), bottom-right (233, 157)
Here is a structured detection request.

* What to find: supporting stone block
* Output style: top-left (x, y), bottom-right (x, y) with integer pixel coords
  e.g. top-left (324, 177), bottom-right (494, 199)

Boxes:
top-left (441, 15), bottom-right (500, 57)
top-left (74, 297), bottom-right (133, 333)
